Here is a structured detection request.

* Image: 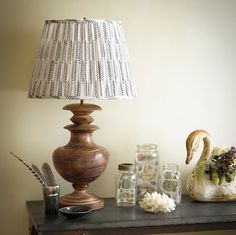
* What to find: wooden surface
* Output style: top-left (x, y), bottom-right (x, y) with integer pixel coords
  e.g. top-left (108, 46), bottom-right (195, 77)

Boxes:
top-left (27, 195), bottom-right (236, 235)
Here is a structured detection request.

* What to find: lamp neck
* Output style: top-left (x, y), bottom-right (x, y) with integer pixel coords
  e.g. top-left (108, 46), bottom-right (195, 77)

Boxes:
top-left (62, 103), bottom-right (102, 148)
top-left (67, 129), bottom-right (94, 146)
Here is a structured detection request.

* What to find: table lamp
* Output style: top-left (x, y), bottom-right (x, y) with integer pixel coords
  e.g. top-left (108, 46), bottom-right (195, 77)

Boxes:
top-left (28, 19), bottom-right (136, 210)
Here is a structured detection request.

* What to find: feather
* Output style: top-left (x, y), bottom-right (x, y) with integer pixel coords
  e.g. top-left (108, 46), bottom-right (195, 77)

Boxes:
top-left (31, 164), bottom-right (46, 185)
top-left (42, 162), bottom-right (57, 186)
top-left (10, 152), bottom-right (45, 186)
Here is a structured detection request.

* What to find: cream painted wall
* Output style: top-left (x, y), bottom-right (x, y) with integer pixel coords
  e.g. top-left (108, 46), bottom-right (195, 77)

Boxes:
top-left (1, 0), bottom-right (236, 234)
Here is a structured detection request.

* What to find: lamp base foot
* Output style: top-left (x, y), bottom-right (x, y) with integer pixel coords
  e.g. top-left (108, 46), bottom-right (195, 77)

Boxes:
top-left (59, 190), bottom-right (104, 210)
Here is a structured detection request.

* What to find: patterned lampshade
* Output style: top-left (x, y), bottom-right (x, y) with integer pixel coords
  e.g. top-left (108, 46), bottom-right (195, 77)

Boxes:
top-left (28, 19), bottom-right (136, 100)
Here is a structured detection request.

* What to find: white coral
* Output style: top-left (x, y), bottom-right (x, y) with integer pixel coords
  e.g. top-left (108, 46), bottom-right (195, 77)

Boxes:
top-left (139, 192), bottom-right (176, 213)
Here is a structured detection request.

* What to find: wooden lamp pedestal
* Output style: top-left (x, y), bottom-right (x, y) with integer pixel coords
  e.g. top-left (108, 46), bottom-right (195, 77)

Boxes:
top-left (52, 102), bottom-right (109, 210)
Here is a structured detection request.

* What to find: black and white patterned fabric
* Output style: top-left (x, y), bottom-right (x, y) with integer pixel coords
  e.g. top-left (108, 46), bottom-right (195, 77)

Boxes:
top-left (28, 19), bottom-right (136, 99)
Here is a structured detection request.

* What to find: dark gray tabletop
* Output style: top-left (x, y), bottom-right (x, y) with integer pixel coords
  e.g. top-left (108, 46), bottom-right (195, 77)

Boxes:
top-left (26, 195), bottom-right (236, 234)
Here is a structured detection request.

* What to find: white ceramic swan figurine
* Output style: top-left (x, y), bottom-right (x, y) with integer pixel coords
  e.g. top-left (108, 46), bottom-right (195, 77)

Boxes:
top-left (185, 130), bottom-right (236, 201)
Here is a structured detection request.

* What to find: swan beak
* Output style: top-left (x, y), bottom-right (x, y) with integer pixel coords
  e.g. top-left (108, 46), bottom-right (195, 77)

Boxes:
top-left (185, 151), bottom-right (193, 164)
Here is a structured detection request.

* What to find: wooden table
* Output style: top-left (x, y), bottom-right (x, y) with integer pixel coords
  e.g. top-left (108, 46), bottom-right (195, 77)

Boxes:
top-left (26, 195), bottom-right (236, 235)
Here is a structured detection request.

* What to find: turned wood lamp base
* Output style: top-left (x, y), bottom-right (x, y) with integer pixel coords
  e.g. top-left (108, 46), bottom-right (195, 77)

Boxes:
top-left (52, 101), bottom-right (109, 210)
top-left (59, 190), bottom-right (104, 210)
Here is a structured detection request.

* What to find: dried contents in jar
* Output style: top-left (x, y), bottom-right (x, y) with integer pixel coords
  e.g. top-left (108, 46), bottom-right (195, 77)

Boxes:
top-left (116, 163), bottom-right (136, 206)
top-left (160, 163), bottom-right (181, 204)
top-left (135, 144), bottom-right (159, 201)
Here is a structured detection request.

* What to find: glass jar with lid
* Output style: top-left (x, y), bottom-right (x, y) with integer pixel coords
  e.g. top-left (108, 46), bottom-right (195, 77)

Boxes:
top-left (116, 163), bottom-right (136, 207)
top-left (159, 163), bottom-right (181, 204)
top-left (134, 144), bottom-right (159, 201)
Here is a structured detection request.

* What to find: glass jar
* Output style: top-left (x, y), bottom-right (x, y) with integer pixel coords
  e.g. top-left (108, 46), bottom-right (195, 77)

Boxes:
top-left (116, 163), bottom-right (136, 207)
top-left (134, 144), bottom-right (159, 201)
top-left (159, 163), bottom-right (181, 204)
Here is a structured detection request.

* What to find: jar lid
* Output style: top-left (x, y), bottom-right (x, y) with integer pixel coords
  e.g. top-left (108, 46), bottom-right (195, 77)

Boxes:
top-left (136, 144), bottom-right (158, 150)
top-left (118, 163), bottom-right (134, 171)
top-left (163, 163), bottom-right (179, 171)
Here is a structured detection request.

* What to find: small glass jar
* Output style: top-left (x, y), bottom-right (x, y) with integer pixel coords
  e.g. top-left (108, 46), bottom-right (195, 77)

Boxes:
top-left (134, 144), bottom-right (159, 201)
top-left (159, 163), bottom-right (181, 204)
top-left (116, 163), bottom-right (136, 207)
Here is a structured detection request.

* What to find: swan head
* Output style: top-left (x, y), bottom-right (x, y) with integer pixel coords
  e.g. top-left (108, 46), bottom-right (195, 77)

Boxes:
top-left (185, 130), bottom-right (210, 164)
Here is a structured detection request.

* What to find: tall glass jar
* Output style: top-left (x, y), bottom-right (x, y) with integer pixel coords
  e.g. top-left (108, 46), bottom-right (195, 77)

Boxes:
top-left (134, 144), bottom-right (159, 201)
top-left (116, 163), bottom-right (136, 207)
top-left (159, 163), bottom-right (181, 204)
